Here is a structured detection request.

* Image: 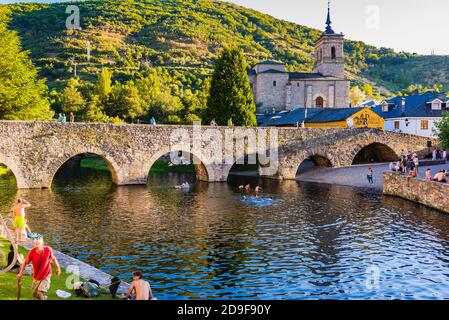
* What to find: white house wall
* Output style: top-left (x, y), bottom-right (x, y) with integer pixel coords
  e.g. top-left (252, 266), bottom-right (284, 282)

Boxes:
top-left (384, 117), bottom-right (441, 138)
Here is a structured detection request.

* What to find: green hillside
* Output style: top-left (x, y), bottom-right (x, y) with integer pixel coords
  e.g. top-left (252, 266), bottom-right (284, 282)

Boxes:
top-left (3, 0), bottom-right (449, 121)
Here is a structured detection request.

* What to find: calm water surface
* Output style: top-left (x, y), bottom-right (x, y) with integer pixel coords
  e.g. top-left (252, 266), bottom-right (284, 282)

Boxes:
top-left (1, 165), bottom-right (449, 300)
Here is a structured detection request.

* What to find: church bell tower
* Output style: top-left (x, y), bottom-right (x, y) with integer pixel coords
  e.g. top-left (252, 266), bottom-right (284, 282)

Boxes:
top-left (313, 1), bottom-right (345, 78)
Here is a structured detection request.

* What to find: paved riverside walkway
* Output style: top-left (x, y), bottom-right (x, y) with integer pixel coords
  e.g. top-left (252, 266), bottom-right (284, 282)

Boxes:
top-left (297, 161), bottom-right (449, 191)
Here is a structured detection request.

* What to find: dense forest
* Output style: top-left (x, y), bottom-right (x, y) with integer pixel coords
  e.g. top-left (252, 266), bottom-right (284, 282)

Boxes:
top-left (2, 0), bottom-right (449, 123)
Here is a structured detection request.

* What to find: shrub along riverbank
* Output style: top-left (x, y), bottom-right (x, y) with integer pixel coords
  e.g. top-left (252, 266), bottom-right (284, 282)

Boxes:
top-left (80, 158), bottom-right (195, 173)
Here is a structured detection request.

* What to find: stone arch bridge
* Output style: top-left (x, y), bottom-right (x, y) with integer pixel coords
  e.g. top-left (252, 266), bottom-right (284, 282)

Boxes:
top-left (0, 121), bottom-right (434, 189)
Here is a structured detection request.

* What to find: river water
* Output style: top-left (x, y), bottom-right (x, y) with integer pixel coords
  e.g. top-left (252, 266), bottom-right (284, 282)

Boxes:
top-left (1, 164), bottom-right (449, 300)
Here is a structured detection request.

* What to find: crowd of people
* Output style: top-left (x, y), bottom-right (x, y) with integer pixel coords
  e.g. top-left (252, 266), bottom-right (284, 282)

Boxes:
top-left (388, 149), bottom-right (448, 183)
top-left (238, 184), bottom-right (263, 195)
top-left (389, 152), bottom-right (420, 176)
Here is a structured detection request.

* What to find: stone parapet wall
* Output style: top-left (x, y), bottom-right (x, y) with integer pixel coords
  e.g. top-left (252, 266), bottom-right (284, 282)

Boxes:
top-left (383, 171), bottom-right (449, 214)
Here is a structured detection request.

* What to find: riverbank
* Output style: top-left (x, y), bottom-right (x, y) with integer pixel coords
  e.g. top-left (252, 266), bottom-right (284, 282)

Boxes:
top-left (81, 158), bottom-right (194, 173)
top-left (0, 237), bottom-right (128, 300)
top-left (297, 162), bottom-right (449, 191)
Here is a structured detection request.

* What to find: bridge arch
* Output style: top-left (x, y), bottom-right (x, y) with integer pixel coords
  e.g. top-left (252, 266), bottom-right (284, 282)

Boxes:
top-left (145, 146), bottom-right (213, 182)
top-left (296, 153), bottom-right (334, 175)
top-left (350, 142), bottom-right (400, 165)
top-left (0, 154), bottom-right (25, 189)
top-left (42, 149), bottom-right (123, 188)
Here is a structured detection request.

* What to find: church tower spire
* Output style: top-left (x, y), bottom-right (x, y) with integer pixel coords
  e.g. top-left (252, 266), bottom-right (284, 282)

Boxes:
top-left (325, 0), bottom-right (335, 34)
top-left (313, 0), bottom-right (345, 78)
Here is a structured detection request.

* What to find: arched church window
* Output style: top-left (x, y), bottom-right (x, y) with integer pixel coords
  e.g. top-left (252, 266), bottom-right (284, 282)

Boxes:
top-left (331, 46), bottom-right (336, 60)
top-left (316, 96), bottom-right (324, 108)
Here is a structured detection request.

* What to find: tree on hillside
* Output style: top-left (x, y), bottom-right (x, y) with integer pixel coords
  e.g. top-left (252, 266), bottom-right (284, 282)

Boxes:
top-left (109, 81), bottom-right (143, 121)
top-left (59, 78), bottom-right (85, 113)
top-left (0, 7), bottom-right (53, 120)
top-left (204, 47), bottom-right (256, 126)
top-left (96, 68), bottom-right (113, 99)
top-left (362, 83), bottom-right (373, 98)
top-left (349, 86), bottom-right (367, 107)
top-left (436, 112), bottom-right (449, 150)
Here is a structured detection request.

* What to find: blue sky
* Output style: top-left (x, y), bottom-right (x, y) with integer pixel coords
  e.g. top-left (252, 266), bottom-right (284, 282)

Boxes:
top-left (3, 0), bottom-right (449, 55)
top-left (228, 0), bottom-right (449, 55)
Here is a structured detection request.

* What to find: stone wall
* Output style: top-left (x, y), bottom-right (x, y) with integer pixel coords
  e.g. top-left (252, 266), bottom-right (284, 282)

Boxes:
top-left (383, 172), bottom-right (449, 214)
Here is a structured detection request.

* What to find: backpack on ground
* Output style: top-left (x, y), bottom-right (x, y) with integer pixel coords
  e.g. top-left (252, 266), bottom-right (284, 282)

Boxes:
top-left (79, 279), bottom-right (100, 298)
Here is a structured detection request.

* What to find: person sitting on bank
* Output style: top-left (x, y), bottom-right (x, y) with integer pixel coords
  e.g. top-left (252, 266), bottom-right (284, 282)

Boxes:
top-left (7, 245), bottom-right (23, 273)
top-left (254, 186), bottom-right (262, 194)
top-left (409, 167), bottom-right (416, 178)
top-left (18, 235), bottom-right (61, 300)
top-left (245, 184), bottom-right (251, 193)
top-left (125, 271), bottom-right (154, 301)
top-left (434, 170), bottom-right (447, 183)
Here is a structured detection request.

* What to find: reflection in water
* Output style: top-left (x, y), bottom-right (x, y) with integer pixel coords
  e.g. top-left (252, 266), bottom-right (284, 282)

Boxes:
top-left (1, 164), bottom-right (449, 299)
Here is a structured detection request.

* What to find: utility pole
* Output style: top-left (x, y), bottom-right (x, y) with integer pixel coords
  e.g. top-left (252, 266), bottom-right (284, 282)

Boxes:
top-left (86, 40), bottom-right (91, 63)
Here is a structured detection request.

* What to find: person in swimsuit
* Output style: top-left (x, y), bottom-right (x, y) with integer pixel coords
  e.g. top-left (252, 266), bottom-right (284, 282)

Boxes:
top-left (125, 271), bottom-right (154, 300)
top-left (12, 198), bottom-right (31, 242)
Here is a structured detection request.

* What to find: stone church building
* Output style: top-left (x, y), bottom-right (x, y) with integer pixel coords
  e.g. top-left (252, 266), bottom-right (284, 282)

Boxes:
top-left (249, 5), bottom-right (350, 113)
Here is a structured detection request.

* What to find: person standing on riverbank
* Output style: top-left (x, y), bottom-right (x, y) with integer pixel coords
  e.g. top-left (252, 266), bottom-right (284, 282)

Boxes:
top-left (401, 157), bottom-right (407, 174)
top-left (12, 199), bottom-right (31, 242)
top-left (413, 154), bottom-right (419, 175)
top-left (125, 271), bottom-right (153, 300)
top-left (18, 236), bottom-right (61, 300)
top-left (425, 168), bottom-right (432, 181)
top-left (367, 168), bottom-right (374, 185)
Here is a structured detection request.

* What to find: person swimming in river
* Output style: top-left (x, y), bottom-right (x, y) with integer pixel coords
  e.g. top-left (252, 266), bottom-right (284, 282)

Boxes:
top-left (177, 181), bottom-right (190, 189)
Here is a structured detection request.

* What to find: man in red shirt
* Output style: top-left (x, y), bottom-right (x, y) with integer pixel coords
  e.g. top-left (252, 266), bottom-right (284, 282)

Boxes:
top-left (18, 235), bottom-right (61, 300)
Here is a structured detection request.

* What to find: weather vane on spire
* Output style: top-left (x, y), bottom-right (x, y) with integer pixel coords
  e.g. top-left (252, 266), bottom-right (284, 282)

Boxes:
top-left (325, 0), bottom-right (335, 34)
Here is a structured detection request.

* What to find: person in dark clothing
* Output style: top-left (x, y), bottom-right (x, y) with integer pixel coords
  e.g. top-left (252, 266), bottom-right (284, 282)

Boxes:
top-left (7, 245), bottom-right (24, 273)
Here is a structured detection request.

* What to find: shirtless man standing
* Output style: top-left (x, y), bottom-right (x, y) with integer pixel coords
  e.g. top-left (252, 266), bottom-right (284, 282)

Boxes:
top-left (125, 272), bottom-right (154, 300)
top-left (12, 198), bottom-right (31, 242)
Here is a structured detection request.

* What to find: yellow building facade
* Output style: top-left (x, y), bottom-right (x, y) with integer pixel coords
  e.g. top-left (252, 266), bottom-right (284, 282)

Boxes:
top-left (305, 108), bottom-right (384, 129)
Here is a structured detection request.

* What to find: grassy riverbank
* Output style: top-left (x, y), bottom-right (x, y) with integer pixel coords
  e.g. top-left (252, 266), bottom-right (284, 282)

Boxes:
top-left (81, 158), bottom-right (195, 173)
top-left (0, 239), bottom-right (116, 300)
